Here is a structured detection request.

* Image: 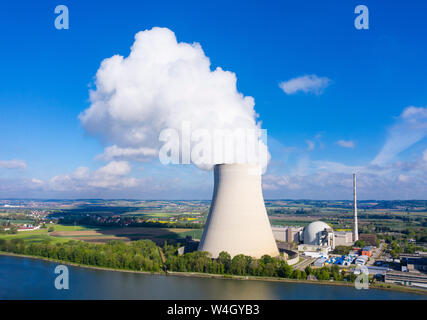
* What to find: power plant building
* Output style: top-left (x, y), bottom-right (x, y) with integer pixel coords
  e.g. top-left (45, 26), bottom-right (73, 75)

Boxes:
top-left (334, 231), bottom-right (354, 246)
top-left (271, 226), bottom-right (303, 243)
top-left (198, 164), bottom-right (279, 259)
top-left (303, 221), bottom-right (335, 249)
top-left (199, 168), bottom-right (360, 259)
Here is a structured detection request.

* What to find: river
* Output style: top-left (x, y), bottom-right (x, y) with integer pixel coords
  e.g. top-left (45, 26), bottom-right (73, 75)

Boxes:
top-left (0, 255), bottom-right (425, 300)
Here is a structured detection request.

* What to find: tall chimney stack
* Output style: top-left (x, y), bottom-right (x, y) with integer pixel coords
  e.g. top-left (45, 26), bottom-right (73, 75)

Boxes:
top-left (353, 173), bottom-right (359, 242)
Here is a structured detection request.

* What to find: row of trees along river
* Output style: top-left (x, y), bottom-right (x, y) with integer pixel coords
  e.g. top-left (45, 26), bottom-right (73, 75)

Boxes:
top-left (0, 238), bottom-right (357, 282)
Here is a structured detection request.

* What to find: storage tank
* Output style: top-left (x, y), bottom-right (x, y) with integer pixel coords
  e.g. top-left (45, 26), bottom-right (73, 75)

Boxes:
top-left (198, 163), bottom-right (279, 258)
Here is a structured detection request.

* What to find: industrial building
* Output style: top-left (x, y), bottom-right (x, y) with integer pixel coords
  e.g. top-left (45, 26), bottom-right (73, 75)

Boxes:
top-left (334, 231), bottom-right (354, 246)
top-left (361, 246), bottom-right (373, 257)
top-left (313, 254), bottom-right (355, 267)
top-left (199, 167), bottom-right (362, 261)
top-left (313, 257), bottom-right (328, 267)
top-left (272, 224), bottom-right (354, 249)
top-left (273, 173), bottom-right (360, 256)
top-left (366, 266), bottom-right (390, 276)
top-left (299, 174), bottom-right (359, 251)
top-left (384, 252), bottom-right (427, 288)
top-left (271, 226), bottom-right (303, 243)
top-left (359, 233), bottom-right (377, 246)
top-left (177, 236), bottom-right (199, 255)
top-left (294, 221), bottom-right (335, 256)
top-left (302, 221), bottom-right (335, 249)
top-left (298, 245), bottom-right (329, 257)
top-left (400, 252), bottom-right (427, 272)
top-left (198, 164), bottom-right (279, 258)
top-left (385, 271), bottom-right (427, 288)
top-left (355, 255), bottom-right (369, 266)
top-left (300, 248), bottom-right (329, 257)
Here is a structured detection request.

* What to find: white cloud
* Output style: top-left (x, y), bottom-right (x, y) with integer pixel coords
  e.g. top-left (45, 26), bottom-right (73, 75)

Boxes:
top-left (0, 160), bottom-right (27, 169)
top-left (0, 178), bottom-right (47, 197)
top-left (304, 133), bottom-right (324, 151)
top-left (401, 106), bottom-right (427, 119)
top-left (0, 160), bottom-right (216, 199)
top-left (96, 160), bottom-right (131, 176)
top-left (305, 140), bottom-right (315, 151)
top-left (336, 140), bottom-right (355, 148)
top-left (96, 145), bottom-right (157, 162)
top-left (372, 106), bottom-right (427, 166)
top-left (50, 161), bottom-right (138, 190)
top-left (398, 174), bottom-right (410, 183)
top-left (31, 178), bottom-right (43, 185)
top-left (262, 140), bottom-right (427, 199)
top-left (263, 175), bottom-right (301, 190)
top-left (262, 165), bottom-right (427, 200)
top-left (279, 75), bottom-right (331, 95)
top-left (312, 160), bottom-right (359, 174)
top-left (262, 111), bottom-right (427, 199)
top-left (80, 27), bottom-right (268, 170)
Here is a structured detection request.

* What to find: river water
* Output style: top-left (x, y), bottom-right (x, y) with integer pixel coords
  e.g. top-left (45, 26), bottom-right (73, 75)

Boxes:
top-left (0, 255), bottom-right (425, 300)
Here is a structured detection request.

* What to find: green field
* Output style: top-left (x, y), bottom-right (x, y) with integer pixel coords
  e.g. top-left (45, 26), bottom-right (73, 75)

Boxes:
top-left (0, 228), bottom-right (67, 244)
top-left (1, 223), bottom-right (203, 246)
top-left (0, 224), bottom-right (99, 244)
top-left (0, 219), bottom-right (33, 224)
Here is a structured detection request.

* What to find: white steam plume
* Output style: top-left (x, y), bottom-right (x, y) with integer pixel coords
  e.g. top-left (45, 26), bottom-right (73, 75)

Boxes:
top-left (80, 27), bottom-right (269, 171)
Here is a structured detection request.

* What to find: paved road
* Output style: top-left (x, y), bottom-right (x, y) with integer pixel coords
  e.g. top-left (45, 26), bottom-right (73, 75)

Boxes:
top-left (367, 241), bottom-right (385, 266)
top-left (294, 256), bottom-right (317, 271)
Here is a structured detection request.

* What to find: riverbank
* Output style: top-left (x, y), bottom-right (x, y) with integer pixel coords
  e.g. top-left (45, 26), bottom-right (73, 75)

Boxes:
top-left (1, 251), bottom-right (425, 296)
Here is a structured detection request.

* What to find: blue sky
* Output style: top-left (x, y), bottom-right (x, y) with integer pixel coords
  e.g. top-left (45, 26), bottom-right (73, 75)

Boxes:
top-left (1, 0), bottom-right (427, 199)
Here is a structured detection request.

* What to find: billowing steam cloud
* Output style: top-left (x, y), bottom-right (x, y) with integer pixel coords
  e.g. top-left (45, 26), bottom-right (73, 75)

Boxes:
top-left (80, 27), bottom-right (268, 170)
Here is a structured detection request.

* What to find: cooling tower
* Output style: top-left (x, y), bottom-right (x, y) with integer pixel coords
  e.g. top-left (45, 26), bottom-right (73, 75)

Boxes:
top-left (198, 163), bottom-right (279, 258)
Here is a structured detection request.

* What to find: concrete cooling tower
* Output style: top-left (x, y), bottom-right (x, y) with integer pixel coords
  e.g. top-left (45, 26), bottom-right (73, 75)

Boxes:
top-left (198, 163), bottom-right (279, 258)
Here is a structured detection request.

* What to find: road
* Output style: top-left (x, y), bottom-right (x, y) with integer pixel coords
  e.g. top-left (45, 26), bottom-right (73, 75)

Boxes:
top-left (367, 241), bottom-right (385, 266)
top-left (294, 256), bottom-right (317, 271)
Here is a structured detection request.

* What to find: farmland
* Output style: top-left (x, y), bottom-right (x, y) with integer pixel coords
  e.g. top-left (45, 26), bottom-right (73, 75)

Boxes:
top-left (50, 226), bottom-right (195, 244)
top-left (1, 199), bottom-right (426, 247)
top-left (0, 223), bottom-right (198, 246)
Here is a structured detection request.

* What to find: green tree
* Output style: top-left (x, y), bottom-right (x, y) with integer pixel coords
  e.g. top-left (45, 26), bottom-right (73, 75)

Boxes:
top-left (354, 240), bottom-right (366, 247)
top-left (248, 259), bottom-right (260, 276)
top-left (291, 269), bottom-right (302, 279)
top-left (218, 251), bottom-right (232, 274)
top-left (277, 260), bottom-right (292, 278)
top-left (231, 254), bottom-right (248, 275)
top-left (305, 266), bottom-right (313, 275)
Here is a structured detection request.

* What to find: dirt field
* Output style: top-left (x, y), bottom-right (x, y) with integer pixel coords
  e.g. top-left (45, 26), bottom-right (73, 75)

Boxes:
top-left (51, 227), bottom-right (192, 244)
